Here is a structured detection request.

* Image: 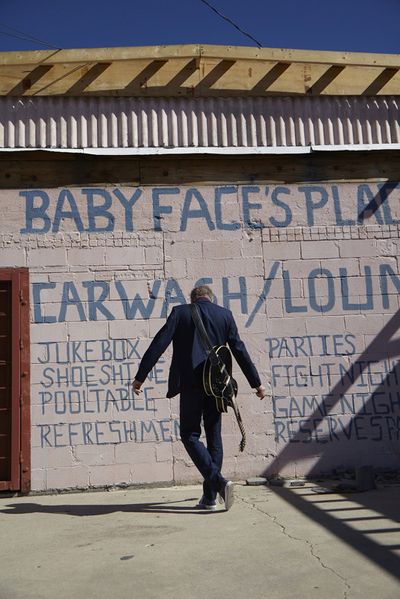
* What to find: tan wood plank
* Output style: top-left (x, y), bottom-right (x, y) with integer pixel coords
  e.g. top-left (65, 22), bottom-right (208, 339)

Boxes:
top-left (1, 45), bottom-right (400, 68)
top-left (1, 45), bottom-right (400, 97)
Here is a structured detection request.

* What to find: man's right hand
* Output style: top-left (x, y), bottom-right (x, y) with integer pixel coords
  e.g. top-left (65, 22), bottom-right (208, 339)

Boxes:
top-left (255, 385), bottom-right (267, 399)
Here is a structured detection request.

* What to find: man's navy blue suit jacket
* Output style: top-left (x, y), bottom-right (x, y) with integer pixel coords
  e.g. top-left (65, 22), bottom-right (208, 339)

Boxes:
top-left (135, 298), bottom-right (261, 398)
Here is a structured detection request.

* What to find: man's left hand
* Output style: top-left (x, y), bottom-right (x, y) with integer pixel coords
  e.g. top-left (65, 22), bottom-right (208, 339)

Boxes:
top-left (132, 379), bottom-right (143, 395)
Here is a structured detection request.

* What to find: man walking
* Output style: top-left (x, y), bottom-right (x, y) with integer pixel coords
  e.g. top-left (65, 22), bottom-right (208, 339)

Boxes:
top-left (132, 285), bottom-right (266, 511)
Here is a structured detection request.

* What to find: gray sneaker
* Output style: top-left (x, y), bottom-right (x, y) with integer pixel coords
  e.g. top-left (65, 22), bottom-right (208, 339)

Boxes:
top-left (196, 495), bottom-right (217, 511)
top-left (220, 481), bottom-right (235, 511)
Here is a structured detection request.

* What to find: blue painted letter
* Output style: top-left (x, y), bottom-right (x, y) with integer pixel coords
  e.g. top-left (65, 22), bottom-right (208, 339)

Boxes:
top-left (113, 188), bottom-right (142, 232)
top-left (299, 186), bottom-right (329, 226)
top-left (181, 188), bottom-right (215, 231)
top-left (152, 188), bottom-right (179, 231)
top-left (270, 186), bottom-right (292, 228)
top-left (84, 188), bottom-right (114, 232)
top-left (20, 190), bottom-right (51, 234)
top-left (242, 186), bottom-right (264, 229)
top-left (53, 189), bottom-right (85, 233)
top-left (32, 282), bottom-right (56, 323)
top-left (215, 186), bottom-right (240, 230)
top-left (82, 281), bottom-right (114, 321)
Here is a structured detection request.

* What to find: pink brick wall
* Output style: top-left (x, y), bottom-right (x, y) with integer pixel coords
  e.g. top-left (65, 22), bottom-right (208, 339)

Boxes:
top-left (1, 182), bottom-right (400, 491)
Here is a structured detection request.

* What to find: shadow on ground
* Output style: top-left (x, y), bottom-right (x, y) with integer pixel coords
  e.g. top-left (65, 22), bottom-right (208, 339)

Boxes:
top-left (0, 496), bottom-right (223, 516)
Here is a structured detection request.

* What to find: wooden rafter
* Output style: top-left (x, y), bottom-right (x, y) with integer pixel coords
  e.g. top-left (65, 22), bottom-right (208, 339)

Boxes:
top-left (1, 44), bottom-right (400, 97)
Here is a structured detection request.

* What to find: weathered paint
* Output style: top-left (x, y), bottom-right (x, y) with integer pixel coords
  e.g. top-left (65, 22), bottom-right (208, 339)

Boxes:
top-left (1, 183), bottom-right (400, 491)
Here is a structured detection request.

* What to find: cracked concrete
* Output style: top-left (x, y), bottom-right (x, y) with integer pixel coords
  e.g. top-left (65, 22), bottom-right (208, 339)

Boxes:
top-left (0, 483), bottom-right (399, 599)
top-left (238, 493), bottom-right (351, 599)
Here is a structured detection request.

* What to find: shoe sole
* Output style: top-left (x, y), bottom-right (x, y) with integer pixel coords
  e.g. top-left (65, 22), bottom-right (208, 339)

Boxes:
top-left (196, 504), bottom-right (217, 511)
top-left (224, 481), bottom-right (235, 511)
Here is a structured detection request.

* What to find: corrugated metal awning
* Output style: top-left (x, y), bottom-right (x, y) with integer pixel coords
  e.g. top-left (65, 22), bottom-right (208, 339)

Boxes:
top-left (0, 96), bottom-right (399, 153)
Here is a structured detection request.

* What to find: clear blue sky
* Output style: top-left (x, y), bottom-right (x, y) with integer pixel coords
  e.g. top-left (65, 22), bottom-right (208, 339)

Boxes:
top-left (1, 0), bottom-right (400, 55)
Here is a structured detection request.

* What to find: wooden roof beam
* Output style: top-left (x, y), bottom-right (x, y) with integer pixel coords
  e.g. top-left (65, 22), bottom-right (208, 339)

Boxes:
top-left (251, 63), bottom-right (291, 92)
top-left (2, 46), bottom-right (400, 97)
top-left (307, 65), bottom-right (346, 95)
top-left (66, 62), bottom-right (112, 95)
top-left (31, 63), bottom-right (91, 95)
top-left (164, 58), bottom-right (199, 90)
top-left (1, 45), bottom-right (400, 70)
top-left (7, 64), bottom-right (53, 95)
top-left (195, 59), bottom-right (235, 92)
top-left (363, 68), bottom-right (399, 95)
top-left (123, 60), bottom-right (168, 93)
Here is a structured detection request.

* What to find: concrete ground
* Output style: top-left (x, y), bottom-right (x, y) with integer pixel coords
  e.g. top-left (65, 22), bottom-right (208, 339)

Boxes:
top-left (0, 482), bottom-right (399, 599)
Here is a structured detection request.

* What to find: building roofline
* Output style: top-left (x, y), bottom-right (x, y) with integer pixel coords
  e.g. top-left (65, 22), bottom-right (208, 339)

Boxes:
top-left (2, 44), bottom-right (400, 67)
top-left (1, 44), bottom-right (400, 97)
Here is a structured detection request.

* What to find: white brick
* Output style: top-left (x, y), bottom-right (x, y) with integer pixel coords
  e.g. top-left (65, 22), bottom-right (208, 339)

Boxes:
top-left (109, 318), bottom-right (149, 339)
top-left (105, 246), bottom-right (144, 266)
top-left (279, 259), bottom-right (321, 278)
top-left (132, 460), bottom-right (173, 484)
top-left (155, 442), bottom-right (174, 462)
top-left (31, 446), bottom-right (75, 468)
top-left (144, 246), bottom-right (163, 265)
top-left (262, 241), bottom-right (301, 260)
top-left (165, 258), bottom-right (187, 278)
top-left (241, 232), bottom-right (262, 257)
top-left (168, 458), bottom-right (199, 484)
top-left (30, 323), bottom-right (67, 343)
top-left (339, 240), bottom-right (378, 258)
top-left (267, 277), bottom-right (303, 299)
top-left (305, 315), bottom-right (346, 335)
top-left (46, 465), bottom-right (89, 490)
top-left (0, 248), bottom-right (26, 266)
top-left (88, 464), bottom-right (132, 487)
top-left (229, 455), bottom-right (269, 480)
top-left (186, 257), bottom-right (263, 277)
top-left (375, 238), bottom-right (400, 257)
top-left (203, 239), bottom-right (242, 259)
top-left (344, 313), bottom-right (384, 334)
top-left (115, 443), bottom-right (156, 464)
top-left (67, 321), bottom-right (109, 340)
top-left (109, 279), bottom-right (150, 300)
top-left (43, 301), bottom-right (87, 322)
top-left (27, 248), bottom-right (67, 267)
top-left (73, 445), bottom-right (116, 466)
top-left (301, 240), bottom-right (339, 259)
top-left (165, 239), bottom-right (203, 260)
top-left (30, 468), bottom-right (47, 491)
top-left (266, 299), bottom-right (284, 318)
top-left (324, 258), bottom-right (360, 276)
top-left (359, 256), bottom-right (397, 272)
top-left (68, 248), bottom-right (105, 266)
top-left (267, 317), bottom-right (307, 337)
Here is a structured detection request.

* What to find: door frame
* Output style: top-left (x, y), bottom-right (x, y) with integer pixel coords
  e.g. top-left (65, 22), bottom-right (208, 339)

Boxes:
top-left (0, 268), bottom-right (30, 493)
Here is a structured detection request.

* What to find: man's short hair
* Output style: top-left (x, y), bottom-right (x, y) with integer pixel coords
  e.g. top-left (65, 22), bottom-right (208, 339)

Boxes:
top-left (190, 285), bottom-right (214, 303)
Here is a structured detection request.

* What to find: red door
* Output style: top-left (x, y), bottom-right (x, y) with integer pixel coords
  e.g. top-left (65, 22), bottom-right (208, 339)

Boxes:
top-left (0, 269), bottom-right (30, 492)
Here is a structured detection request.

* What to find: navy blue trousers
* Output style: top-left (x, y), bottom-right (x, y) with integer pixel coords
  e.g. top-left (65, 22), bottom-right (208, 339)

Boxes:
top-left (180, 387), bottom-right (226, 501)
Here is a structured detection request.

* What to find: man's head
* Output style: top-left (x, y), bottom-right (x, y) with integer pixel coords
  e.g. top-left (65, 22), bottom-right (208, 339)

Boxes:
top-left (190, 285), bottom-right (214, 303)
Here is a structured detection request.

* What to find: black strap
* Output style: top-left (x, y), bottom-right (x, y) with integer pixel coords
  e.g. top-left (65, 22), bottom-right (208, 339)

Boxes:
top-left (191, 303), bottom-right (212, 351)
top-left (191, 303), bottom-right (221, 368)
top-left (191, 303), bottom-right (235, 392)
